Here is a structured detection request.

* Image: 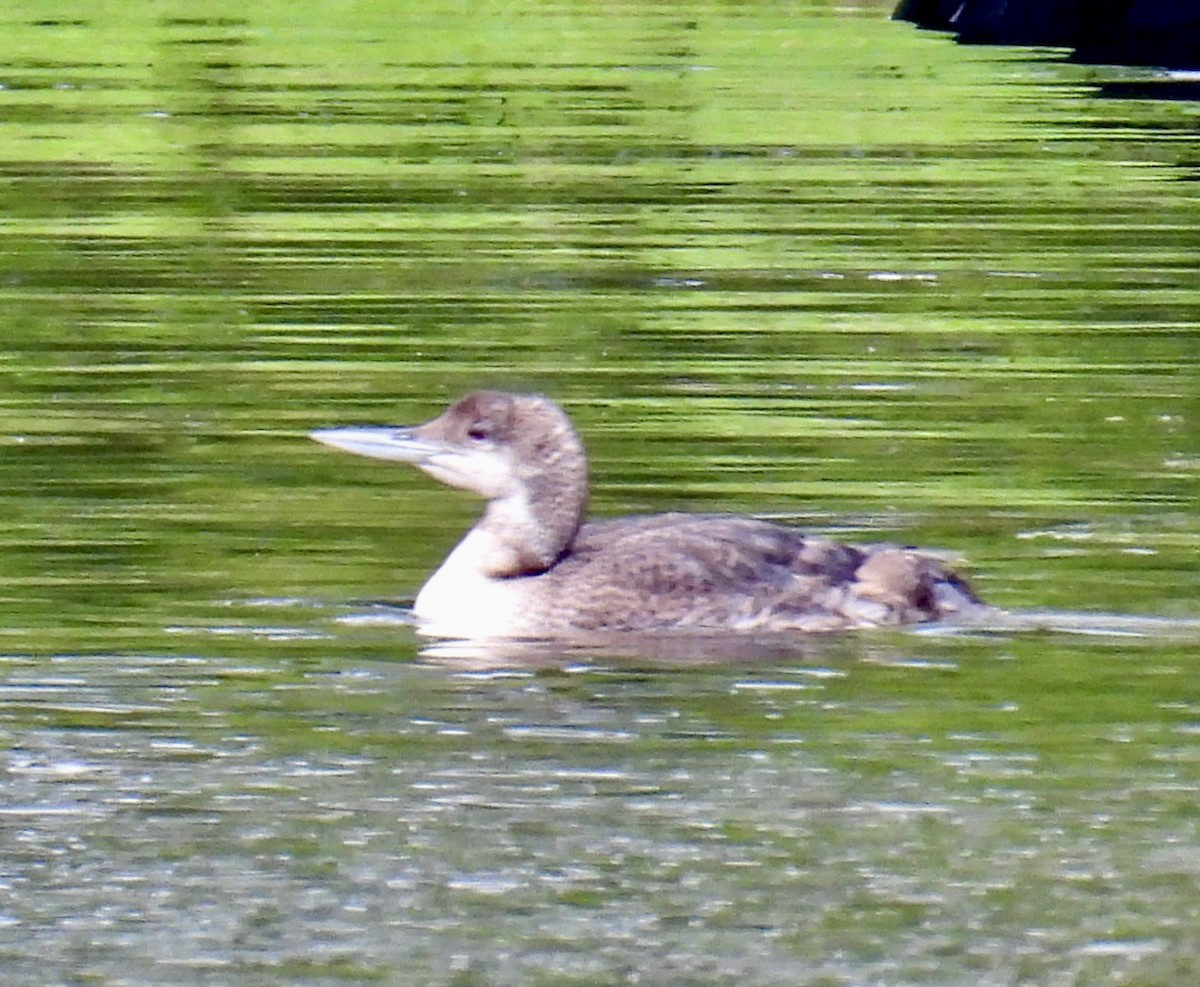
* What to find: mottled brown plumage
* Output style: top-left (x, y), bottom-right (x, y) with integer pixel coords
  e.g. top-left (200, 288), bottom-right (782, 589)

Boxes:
top-left (312, 391), bottom-right (985, 640)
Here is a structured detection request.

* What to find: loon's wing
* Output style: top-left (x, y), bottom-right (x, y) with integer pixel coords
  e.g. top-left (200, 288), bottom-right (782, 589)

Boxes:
top-left (563, 514), bottom-right (980, 632)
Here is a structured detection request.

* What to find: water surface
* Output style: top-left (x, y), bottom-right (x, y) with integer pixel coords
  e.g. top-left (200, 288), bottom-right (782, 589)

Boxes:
top-left (0, 1), bottom-right (1197, 984)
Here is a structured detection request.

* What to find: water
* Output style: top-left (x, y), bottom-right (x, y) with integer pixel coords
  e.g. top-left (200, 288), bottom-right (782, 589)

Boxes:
top-left (1, 1), bottom-right (1198, 984)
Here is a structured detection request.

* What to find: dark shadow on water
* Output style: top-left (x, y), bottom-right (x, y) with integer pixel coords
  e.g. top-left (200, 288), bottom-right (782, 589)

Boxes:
top-left (336, 602), bottom-right (844, 668)
top-left (330, 601), bottom-right (1200, 671)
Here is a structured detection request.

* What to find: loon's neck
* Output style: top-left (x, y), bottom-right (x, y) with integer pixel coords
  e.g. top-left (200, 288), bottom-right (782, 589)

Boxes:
top-left (470, 482), bottom-right (585, 578)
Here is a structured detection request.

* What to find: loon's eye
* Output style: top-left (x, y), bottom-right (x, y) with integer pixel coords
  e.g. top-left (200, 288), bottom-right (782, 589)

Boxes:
top-left (466, 425), bottom-right (490, 442)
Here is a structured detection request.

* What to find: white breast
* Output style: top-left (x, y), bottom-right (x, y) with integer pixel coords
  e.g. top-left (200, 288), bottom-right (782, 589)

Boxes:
top-left (411, 529), bottom-right (534, 639)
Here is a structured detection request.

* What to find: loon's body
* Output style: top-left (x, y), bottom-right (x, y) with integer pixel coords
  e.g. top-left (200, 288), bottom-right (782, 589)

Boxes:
top-left (312, 391), bottom-right (984, 640)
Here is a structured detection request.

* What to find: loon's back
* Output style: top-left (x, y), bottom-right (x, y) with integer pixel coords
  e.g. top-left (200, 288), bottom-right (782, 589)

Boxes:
top-left (536, 513), bottom-right (982, 634)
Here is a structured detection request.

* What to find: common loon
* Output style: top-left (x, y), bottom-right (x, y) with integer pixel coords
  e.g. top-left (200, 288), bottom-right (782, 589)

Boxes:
top-left (311, 391), bottom-right (985, 640)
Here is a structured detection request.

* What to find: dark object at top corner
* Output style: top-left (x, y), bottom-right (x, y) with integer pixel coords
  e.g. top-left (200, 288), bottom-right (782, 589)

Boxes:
top-left (893, 0), bottom-right (1200, 72)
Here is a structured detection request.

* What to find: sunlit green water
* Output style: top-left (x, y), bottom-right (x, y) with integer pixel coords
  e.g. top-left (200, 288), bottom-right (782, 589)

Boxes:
top-left (0, 1), bottom-right (1198, 984)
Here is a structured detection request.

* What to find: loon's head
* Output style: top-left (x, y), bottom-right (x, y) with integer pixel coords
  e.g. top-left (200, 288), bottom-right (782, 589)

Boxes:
top-left (312, 391), bottom-right (589, 572)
